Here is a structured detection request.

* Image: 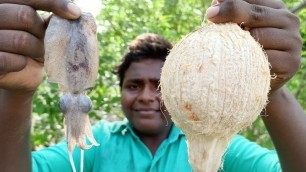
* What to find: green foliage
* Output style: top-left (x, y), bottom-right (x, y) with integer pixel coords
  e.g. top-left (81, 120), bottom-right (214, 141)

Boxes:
top-left (32, 0), bottom-right (306, 151)
top-left (287, 8), bottom-right (306, 111)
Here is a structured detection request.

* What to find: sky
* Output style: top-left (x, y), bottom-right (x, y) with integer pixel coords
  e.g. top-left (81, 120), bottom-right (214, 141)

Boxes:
top-left (75, 0), bottom-right (102, 17)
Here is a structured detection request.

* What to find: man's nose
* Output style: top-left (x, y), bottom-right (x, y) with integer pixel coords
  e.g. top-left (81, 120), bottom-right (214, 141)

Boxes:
top-left (138, 86), bottom-right (156, 103)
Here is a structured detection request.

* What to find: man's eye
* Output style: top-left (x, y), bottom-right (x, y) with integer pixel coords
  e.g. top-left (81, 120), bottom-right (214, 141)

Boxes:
top-left (127, 85), bottom-right (139, 90)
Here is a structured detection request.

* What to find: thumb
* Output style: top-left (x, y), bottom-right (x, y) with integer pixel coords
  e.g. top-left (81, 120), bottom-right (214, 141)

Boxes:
top-left (3, 0), bottom-right (81, 19)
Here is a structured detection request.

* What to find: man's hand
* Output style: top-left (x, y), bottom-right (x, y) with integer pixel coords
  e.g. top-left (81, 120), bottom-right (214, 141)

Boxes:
top-left (0, 1), bottom-right (81, 171)
top-left (206, 0), bottom-right (302, 93)
top-left (0, 0), bottom-right (81, 92)
top-left (206, 1), bottom-right (306, 171)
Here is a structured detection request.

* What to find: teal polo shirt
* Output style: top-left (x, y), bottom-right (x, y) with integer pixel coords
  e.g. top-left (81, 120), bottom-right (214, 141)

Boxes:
top-left (32, 120), bottom-right (280, 172)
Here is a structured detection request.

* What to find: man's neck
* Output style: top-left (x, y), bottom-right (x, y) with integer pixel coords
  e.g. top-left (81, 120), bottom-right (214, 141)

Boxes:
top-left (135, 123), bottom-right (173, 156)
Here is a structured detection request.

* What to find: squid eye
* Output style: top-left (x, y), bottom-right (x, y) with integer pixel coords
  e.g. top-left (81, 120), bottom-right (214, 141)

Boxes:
top-left (78, 95), bottom-right (92, 113)
top-left (59, 94), bottom-right (72, 113)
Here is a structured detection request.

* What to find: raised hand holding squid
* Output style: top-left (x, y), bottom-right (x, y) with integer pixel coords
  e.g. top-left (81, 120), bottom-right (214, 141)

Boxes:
top-left (44, 12), bottom-right (99, 172)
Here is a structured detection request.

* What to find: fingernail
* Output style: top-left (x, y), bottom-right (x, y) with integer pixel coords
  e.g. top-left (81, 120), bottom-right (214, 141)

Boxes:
top-left (67, 2), bottom-right (81, 18)
top-left (205, 6), bottom-right (220, 19)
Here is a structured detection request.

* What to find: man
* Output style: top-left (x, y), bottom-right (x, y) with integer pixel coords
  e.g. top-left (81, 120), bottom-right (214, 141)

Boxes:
top-left (0, 0), bottom-right (305, 171)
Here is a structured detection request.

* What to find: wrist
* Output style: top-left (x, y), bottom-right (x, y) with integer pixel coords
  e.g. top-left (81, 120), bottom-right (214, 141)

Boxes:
top-left (268, 87), bottom-right (286, 100)
top-left (0, 88), bottom-right (36, 100)
top-left (0, 89), bottom-right (34, 135)
top-left (0, 88), bottom-right (35, 118)
top-left (261, 87), bottom-right (285, 116)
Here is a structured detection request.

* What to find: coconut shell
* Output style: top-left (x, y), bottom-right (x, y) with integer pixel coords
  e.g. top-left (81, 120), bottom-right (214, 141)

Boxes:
top-left (160, 23), bottom-right (271, 171)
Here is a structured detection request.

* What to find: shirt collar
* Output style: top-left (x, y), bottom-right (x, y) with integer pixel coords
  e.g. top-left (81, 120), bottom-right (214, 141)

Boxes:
top-left (168, 124), bottom-right (185, 143)
top-left (110, 118), bottom-right (185, 142)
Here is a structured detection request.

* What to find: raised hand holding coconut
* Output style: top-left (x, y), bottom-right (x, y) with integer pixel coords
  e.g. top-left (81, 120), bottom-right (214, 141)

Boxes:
top-left (207, 1), bottom-right (306, 171)
top-left (207, 0), bottom-right (302, 92)
top-left (161, 0), bottom-right (305, 171)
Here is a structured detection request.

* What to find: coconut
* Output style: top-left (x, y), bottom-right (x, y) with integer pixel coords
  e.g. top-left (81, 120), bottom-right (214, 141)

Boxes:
top-left (160, 23), bottom-right (271, 172)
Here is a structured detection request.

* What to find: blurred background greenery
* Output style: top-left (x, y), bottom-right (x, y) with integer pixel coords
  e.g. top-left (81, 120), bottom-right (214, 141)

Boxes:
top-left (31, 0), bottom-right (306, 150)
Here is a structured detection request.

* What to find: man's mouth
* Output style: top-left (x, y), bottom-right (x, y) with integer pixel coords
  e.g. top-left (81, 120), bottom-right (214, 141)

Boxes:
top-left (134, 109), bottom-right (160, 116)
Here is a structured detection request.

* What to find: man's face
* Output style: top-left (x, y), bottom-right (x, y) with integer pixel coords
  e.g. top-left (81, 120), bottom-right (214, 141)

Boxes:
top-left (121, 59), bottom-right (172, 135)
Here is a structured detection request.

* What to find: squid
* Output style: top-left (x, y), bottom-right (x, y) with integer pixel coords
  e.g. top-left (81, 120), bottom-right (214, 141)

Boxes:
top-left (44, 13), bottom-right (99, 172)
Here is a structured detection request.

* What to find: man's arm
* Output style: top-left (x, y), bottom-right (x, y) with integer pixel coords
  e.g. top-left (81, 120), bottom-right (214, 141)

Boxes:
top-left (0, 90), bottom-right (34, 172)
top-left (0, 1), bottom-right (81, 171)
top-left (262, 87), bottom-right (306, 171)
top-left (206, 0), bottom-right (305, 171)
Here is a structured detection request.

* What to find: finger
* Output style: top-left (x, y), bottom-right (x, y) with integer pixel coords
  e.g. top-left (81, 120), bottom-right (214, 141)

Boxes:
top-left (267, 50), bottom-right (301, 76)
top-left (0, 30), bottom-right (44, 59)
top-left (242, 0), bottom-right (285, 9)
top-left (211, 0), bottom-right (285, 9)
top-left (266, 49), bottom-right (301, 90)
top-left (0, 52), bottom-right (27, 73)
top-left (0, 4), bottom-right (45, 39)
top-left (206, 0), bottom-right (293, 28)
top-left (0, 0), bottom-right (81, 19)
top-left (250, 28), bottom-right (296, 51)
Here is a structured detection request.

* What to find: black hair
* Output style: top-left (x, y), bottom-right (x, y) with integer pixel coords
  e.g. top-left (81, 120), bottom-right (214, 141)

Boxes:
top-left (115, 33), bottom-right (173, 87)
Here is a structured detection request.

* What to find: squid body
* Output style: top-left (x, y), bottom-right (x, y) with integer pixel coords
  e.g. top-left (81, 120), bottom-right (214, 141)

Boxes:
top-left (44, 12), bottom-right (99, 156)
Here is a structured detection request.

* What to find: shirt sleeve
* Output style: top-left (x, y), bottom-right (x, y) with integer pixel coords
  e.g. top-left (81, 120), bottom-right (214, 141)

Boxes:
top-left (221, 135), bottom-right (281, 172)
top-left (32, 121), bottom-right (105, 172)
top-left (32, 141), bottom-right (72, 172)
